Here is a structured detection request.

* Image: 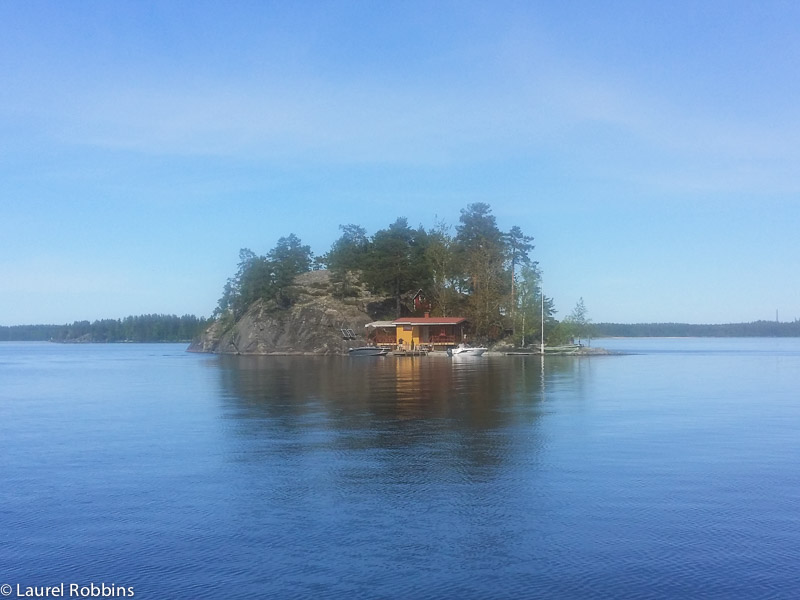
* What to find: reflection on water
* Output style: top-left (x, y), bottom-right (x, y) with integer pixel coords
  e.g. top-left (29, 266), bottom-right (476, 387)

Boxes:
top-left (215, 354), bottom-right (592, 423)
top-left (216, 355), bottom-right (559, 475)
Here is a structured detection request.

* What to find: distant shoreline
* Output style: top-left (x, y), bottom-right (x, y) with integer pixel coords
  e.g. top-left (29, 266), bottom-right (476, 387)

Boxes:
top-left (595, 321), bottom-right (800, 338)
top-left (0, 314), bottom-right (209, 343)
top-left (50, 338), bottom-right (194, 344)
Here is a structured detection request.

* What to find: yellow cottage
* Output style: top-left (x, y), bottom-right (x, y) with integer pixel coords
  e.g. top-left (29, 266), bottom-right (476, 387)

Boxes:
top-left (391, 317), bottom-right (467, 351)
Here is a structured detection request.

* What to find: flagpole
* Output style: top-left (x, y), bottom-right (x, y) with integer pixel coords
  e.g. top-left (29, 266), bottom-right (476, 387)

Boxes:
top-left (540, 284), bottom-right (545, 355)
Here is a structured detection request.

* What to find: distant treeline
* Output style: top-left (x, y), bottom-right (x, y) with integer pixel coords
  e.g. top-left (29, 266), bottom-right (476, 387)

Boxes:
top-left (0, 314), bottom-right (210, 343)
top-left (595, 320), bottom-right (800, 338)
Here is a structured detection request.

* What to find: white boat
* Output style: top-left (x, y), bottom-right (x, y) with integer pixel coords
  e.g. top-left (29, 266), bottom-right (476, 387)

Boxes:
top-left (447, 344), bottom-right (487, 357)
top-left (348, 347), bottom-right (389, 356)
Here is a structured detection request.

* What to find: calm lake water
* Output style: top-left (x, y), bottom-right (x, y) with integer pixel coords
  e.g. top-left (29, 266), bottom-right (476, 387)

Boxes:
top-left (2, 339), bottom-right (800, 599)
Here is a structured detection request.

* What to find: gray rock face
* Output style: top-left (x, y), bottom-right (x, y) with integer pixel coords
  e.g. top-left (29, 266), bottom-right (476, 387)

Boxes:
top-left (188, 270), bottom-right (391, 355)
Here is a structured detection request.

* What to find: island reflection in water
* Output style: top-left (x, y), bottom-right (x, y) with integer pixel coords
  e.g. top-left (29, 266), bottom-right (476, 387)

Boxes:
top-left (215, 354), bottom-right (565, 472)
top-left (209, 354), bottom-right (582, 597)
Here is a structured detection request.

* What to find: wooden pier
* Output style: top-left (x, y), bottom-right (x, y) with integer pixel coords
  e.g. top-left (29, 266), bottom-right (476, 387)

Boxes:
top-left (391, 349), bottom-right (429, 356)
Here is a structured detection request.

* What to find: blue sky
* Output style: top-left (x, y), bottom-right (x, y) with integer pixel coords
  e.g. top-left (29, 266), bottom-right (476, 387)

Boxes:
top-left (2, 1), bottom-right (799, 325)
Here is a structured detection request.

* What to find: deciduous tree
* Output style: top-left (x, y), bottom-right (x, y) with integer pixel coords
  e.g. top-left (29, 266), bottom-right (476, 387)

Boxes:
top-left (425, 219), bottom-right (460, 316)
top-left (559, 297), bottom-right (594, 345)
top-left (514, 264), bottom-right (557, 347)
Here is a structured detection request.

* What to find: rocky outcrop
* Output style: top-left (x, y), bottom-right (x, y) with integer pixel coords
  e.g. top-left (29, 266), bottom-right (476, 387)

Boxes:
top-left (188, 270), bottom-right (393, 355)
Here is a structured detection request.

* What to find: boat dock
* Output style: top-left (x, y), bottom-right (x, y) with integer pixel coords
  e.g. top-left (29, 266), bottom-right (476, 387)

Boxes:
top-left (391, 349), bottom-right (429, 356)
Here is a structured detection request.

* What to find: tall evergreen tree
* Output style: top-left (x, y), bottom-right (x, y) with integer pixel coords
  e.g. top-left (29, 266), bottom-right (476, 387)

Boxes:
top-left (455, 203), bottom-right (508, 340)
top-left (215, 235), bottom-right (313, 317)
top-left (325, 224), bottom-right (370, 297)
top-left (268, 234), bottom-right (313, 307)
top-left (364, 218), bottom-right (431, 317)
top-left (504, 225), bottom-right (536, 334)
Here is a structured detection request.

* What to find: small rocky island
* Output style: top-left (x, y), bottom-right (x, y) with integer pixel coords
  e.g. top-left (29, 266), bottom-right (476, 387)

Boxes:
top-left (191, 205), bottom-right (604, 356)
top-left (188, 270), bottom-right (615, 356)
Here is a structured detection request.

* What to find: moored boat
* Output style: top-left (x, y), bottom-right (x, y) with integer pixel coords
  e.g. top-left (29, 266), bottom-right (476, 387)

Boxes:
top-left (348, 347), bottom-right (389, 356)
top-left (447, 344), bottom-right (487, 357)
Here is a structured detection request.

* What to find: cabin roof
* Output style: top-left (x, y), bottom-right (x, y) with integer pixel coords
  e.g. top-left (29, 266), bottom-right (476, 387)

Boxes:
top-left (364, 321), bottom-right (396, 328)
top-left (392, 317), bottom-right (467, 325)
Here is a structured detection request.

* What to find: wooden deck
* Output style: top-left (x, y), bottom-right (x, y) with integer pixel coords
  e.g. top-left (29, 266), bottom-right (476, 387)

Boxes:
top-left (391, 349), bottom-right (429, 356)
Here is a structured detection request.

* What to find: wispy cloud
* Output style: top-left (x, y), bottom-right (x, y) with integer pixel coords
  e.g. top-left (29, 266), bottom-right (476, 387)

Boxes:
top-left (3, 5), bottom-right (799, 197)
